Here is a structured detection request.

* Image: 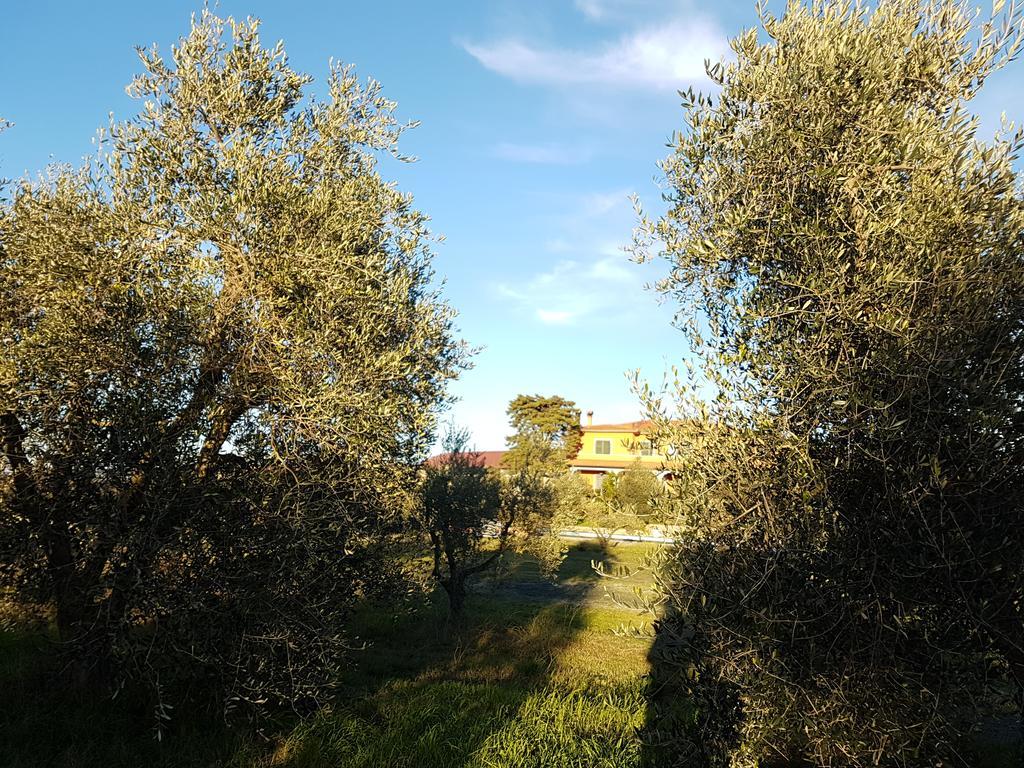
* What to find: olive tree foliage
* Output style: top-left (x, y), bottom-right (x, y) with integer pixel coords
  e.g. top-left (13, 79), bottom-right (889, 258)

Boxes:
top-left (634, 0), bottom-right (1024, 764)
top-left (418, 428), bottom-right (566, 620)
top-left (0, 11), bottom-right (465, 713)
top-left (603, 463), bottom-right (665, 517)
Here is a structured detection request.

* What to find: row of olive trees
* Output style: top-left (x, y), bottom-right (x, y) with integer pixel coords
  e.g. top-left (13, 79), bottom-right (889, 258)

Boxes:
top-left (639, 0), bottom-right (1024, 765)
top-left (0, 11), bottom-right (466, 714)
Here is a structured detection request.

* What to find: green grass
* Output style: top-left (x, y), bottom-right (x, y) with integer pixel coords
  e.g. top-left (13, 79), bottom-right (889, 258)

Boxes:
top-left (3, 540), bottom-right (1019, 767)
top-left (0, 542), bottom-right (657, 768)
top-left (504, 539), bottom-right (657, 582)
top-left (276, 679), bottom-right (644, 768)
top-left (273, 595), bottom-right (651, 768)
top-left (475, 539), bottom-right (661, 610)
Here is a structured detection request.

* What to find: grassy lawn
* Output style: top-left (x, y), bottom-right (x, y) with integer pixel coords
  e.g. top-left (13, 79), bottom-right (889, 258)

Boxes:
top-left (0, 542), bottom-right (659, 768)
top-left (2, 540), bottom-right (1018, 767)
top-left (276, 598), bottom-right (652, 768)
top-left (272, 540), bottom-right (658, 767)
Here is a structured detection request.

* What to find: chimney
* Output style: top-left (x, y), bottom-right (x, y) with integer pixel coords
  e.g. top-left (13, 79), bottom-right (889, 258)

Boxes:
top-left (586, 410), bottom-right (593, 426)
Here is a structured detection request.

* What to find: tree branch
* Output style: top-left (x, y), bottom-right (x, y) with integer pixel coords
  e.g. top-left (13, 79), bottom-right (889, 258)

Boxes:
top-left (195, 399), bottom-right (252, 480)
top-left (463, 515), bottom-right (514, 577)
top-left (0, 411), bottom-right (35, 501)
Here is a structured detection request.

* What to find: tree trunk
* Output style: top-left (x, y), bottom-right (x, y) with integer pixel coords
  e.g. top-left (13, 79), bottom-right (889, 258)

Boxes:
top-left (1011, 662), bottom-right (1024, 758)
top-left (442, 575), bottom-right (467, 625)
top-left (50, 586), bottom-right (118, 689)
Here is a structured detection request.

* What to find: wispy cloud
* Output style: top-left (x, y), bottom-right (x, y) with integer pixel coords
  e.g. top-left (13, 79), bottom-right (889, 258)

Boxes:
top-left (574, 0), bottom-right (615, 21)
top-left (494, 141), bottom-right (594, 165)
top-left (513, 255), bottom-right (643, 326)
top-left (590, 255), bottom-right (634, 282)
top-left (506, 261), bottom-right (597, 326)
top-left (537, 308), bottom-right (576, 324)
top-left (574, 0), bottom-right (678, 23)
top-left (579, 189), bottom-right (628, 217)
top-left (462, 19), bottom-right (727, 91)
top-left (495, 189), bottom-right (651, 327)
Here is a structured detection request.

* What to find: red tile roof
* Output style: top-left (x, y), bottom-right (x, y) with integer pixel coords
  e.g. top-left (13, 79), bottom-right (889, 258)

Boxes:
top-left (425, 450), bottom-right (508, 469)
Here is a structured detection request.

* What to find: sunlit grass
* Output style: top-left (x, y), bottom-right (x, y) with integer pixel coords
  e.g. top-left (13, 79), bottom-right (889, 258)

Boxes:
top-left (274, 679), bottom-right (645, 768)
top-left (271, 598), bottom-right (652, 768)
top-left (0, 542), bottom-right (658, 768)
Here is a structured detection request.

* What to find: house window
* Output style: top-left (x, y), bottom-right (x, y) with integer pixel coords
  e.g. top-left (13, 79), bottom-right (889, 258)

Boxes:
top-left (640, 439), bottom-right (653, 456)
top-left (594, 439), bottom-right (611, 455)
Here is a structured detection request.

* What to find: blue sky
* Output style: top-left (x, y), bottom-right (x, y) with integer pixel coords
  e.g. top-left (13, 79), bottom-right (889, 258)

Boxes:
top-left (3, 1), bottom-right (1022, 450)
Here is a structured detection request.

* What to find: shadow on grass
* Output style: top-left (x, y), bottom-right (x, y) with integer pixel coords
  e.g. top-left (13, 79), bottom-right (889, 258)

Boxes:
top-left (273, 541), bottom-right (649, 767)
top-left (1, 540), bottom-right (651, 768)
top-left (474, 539), bottom-right (657, 609)
top-left (0, 627), bottom-right (265, 768)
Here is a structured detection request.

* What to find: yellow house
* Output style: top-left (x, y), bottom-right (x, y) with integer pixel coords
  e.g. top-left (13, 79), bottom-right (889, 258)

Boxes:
top-left (569, 412), bottom-right (671, 490)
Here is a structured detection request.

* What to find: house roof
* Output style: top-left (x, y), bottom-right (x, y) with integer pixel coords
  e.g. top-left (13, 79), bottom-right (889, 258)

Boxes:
top-left (582, 420), bottom-right (657, 434)
top-left (425, 450), bottom-right (508, 469)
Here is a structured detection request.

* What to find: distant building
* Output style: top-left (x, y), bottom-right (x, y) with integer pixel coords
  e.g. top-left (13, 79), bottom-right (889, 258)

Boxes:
top-left (425, 412), bottom-right (673, 490)
top-left (424, 450), bottom-right (507, 470)
top-left (568, 411), bottom-right (671, 490)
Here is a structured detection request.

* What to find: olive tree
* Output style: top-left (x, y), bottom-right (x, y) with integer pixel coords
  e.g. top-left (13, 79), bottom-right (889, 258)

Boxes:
top-left (635, 0), bottom-right (1024, 764)
top-left (0, 11), bottom-right (465, 713)
top-left (605, 463), bottom-right (664, 518)
top-left (581, 465), bottom-right (664, 549)
top-left (418, 428), bottom-right (565, 621)
top-left (419, 430), bottom-right (503, 620)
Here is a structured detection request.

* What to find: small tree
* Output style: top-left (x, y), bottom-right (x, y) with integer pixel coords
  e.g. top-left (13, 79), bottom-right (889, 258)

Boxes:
top-left (419, 430), bottom-right (502, 619)
top-left (610, 463), bottom-right (663, 520)
top-left (585, 495), bottom-right (633, 551)
top-left (419, 428), bottom-right (563, 621)
top-left (636, 0), bottom-right (1024, 764)
top-left (577, 462), bottom-right (663, 548)
top-left (586, 465), bottom-right (664, 549)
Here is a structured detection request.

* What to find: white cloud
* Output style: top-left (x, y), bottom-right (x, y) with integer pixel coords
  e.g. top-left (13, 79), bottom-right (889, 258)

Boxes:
top-left (494, 190), bottom-right (651, 327)
top-left (498, 256), bottom-right (613, 327)
top-left (590, 255), bottom-right (633, 282)
top-left (574, 0), bottom-right (677, 22)
top-left (463, 19), bottom-right (727, 91)
top-left (580, 189), bottom-right (630, 217)
top-left (574, 0), bottom-right (608, 20)
top-left (537, 308), bottom-right (576, 324)
top-left (544, 237), bottom-right (573, 253)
